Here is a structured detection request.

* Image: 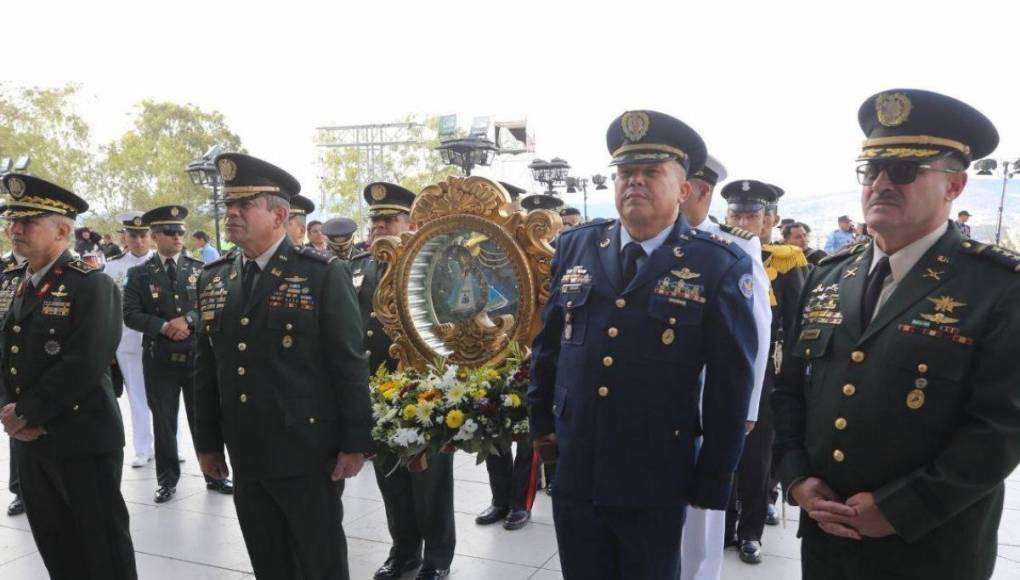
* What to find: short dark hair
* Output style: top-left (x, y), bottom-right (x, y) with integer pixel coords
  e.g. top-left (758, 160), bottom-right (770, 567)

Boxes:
top-left (307, 220), bottom-right (323, 230)
top-left (192, 230), bottom-right (209, 242)
top-left (782, 221), bottom-right (810, 240)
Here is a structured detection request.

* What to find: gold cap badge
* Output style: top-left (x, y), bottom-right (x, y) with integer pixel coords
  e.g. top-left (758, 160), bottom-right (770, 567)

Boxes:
top-left (8, 178), bottom-right (25, 198)
top-left (876, 92), bottom-right (912, 128)
top-left (170, 207), bottom-right (180, 217)
top-left (371, 184), bottom-right (387, 201)
top-left (133, 217), bottom-right (142, 226)
top-left (217, 158), bottom-right (237, 181)
top-left (621, 111), bottom-right (650, 142)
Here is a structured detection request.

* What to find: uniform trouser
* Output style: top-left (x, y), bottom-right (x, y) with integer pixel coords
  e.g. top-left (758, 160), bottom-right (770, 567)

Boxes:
top-left (679, 508), bottom-right (725, 580)
top-left (141, 356), bottom-right (211, 487)
top-left (234, 473), bottom-right (349, 580)
top-left (484, 440), bottom-right (538, 510)
top-left (19, 448), bottom-right (137, 580)
top-left (8, 438), bottom-right (21, 498)
top-left (372, 449), bottom-right (456, 569)
top-left (726, 372), bottom-right (776, 543)
top-left (116, 349), bottom-right (153, 458)
top-left (553, 493), bottom-right (686, 580)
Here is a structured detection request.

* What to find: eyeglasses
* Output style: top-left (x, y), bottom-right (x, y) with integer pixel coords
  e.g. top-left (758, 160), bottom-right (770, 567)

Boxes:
top-left (856, 161), bottom-right (960, 186)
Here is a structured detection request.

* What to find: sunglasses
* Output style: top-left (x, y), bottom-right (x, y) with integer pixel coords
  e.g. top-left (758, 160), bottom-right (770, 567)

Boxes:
top-left (856, 161), bottom-right (960, 186)
top-left (159, 229), bottom-right (185, 237)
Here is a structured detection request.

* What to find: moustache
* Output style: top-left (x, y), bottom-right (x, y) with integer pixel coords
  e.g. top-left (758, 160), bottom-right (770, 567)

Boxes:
top-left (868, 189), bottom-right (901, 206)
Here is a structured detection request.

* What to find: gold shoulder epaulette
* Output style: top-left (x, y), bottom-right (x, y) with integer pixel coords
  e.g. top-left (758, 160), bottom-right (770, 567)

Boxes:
top-left (719, 223), bottom-right (756, 240)
top-left (818, 241), bottom-right (866, 266)
top-left (762, 243), bottom-right (808, 274)
top-left (959, 240), bottom-right (1020, 273)
top-left (65, 260), bottom-right (98, 274)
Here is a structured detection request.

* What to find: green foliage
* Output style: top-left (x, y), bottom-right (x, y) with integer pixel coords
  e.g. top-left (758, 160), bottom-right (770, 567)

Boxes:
top-left (317, 115), bottom-right (460, 224)
top-left (93, 101), bottom-right (244, 239)
top-left (0, 83), bottom-right (96, 194)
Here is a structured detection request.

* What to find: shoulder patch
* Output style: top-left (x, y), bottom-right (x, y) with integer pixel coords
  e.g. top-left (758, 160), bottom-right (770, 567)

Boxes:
top-left (295, 245), bottom-right (337, 264)
top-left (4, 261), bottom-right (27, 275)
top-left (66, 260), bottom-right (99, 274)
top-left (818, 241), bottom-right (867, 266)
top-left (718, 223), bottom-right (756, 240)
top-left (960, 240), bottom-right (1020, 273)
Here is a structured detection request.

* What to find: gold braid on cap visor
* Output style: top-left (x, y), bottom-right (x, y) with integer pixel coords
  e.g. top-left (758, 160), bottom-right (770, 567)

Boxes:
top-left (4, 196), bottom-right (77, 215)
top-left (223, 185), bottom-right (282, 200)
top-left (860, 135), bottom-right (970, 157)
top-left (611, 143), bottom-right (689, 160)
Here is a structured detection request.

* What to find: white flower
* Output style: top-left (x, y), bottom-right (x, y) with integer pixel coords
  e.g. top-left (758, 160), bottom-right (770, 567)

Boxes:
top-left (445, 383), bottom-right (468, 404)
top-left (452, 419), bottom-right (479, 442)
top-left (463, 419), bottom-right (478, 433)
top-left (415, 402), bottom-right (436, 426)
top-left (441, 365), bottom-right (459, 389)
top-left (391, 428), bottom-right (425, 448)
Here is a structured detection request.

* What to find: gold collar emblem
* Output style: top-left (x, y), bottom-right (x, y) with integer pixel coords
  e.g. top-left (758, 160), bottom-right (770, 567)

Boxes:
top-left (928, 295), bottom-right (966, 313)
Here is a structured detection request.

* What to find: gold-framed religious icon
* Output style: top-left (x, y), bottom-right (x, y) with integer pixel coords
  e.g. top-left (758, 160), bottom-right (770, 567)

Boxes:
top-left (372, 176), bottom-right (559, 370)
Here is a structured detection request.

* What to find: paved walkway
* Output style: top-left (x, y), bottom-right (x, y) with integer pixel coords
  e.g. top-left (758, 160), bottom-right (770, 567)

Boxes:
top-left (2, 397), bottom-right (1020, 579)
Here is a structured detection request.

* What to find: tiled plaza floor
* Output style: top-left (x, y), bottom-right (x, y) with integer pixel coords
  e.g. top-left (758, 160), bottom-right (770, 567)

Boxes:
top-left (2, 397), bottom-right (1020, 579)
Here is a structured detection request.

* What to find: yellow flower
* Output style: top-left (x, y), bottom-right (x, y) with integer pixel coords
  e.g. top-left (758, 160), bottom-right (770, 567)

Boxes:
top-left (446, 410), bottom-right (465, 429)
top-left (508, 393), bottom-right (522, 408)
top-left (383, 389), bottom-right (398, 401)
top-left (471, 388), bottom-right (488, 401)
top-left (402, 404), bottom-right (418, 421)
top-left (483, 368), bottom-right (500, 381)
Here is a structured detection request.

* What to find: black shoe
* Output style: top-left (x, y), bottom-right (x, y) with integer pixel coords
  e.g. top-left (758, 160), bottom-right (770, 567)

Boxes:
top-left (475, 504), bottom-right (510, 525)
top-left (739, 540), bottom-right (762, 564)
top-left (503, 508), bottom-right (530, 530)
top-left (6, 496), bottom-right (24, 516)
top-left (154, 486), bottom-right (176, 503)
top-left (765, 503), bottom-right (779, 526)
top-left (414, 569), bottom-right (450, 580)
top-left (207, 478), bottom-right (234, 495)
top-left (724, 532), bottom-right (739, 549)
top-left (373, 557), bottom-right (421, 580)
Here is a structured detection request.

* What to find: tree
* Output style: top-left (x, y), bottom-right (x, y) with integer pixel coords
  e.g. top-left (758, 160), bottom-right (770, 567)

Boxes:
top-left (0, 83), bottom-right (97, 195)
top-left (317, 115), bottom-right (460, 225)
top-left (93, 100), bottom-right (244, 237)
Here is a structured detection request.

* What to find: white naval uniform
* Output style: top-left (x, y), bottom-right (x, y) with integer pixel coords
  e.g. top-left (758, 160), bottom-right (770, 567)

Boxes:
top-left (681, 220), bottom-right (772, 580)
top-left (103, 250), bottom-right (157, 459)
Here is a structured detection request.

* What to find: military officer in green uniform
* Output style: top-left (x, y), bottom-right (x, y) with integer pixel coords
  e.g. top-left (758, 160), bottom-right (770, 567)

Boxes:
top-left (1, 224), bottom-right (27, 517)
top-left (287, 194), bottom-right (315, 247)
top-left (772, 88), bottom-right (1020, 580)
top-left (0, 173), bottom-right (137, 579)
top-left (122, 205), bottom-right (232, 503)
top-left (354, 182), bottom-right (456, 580)
top-left (322, 217), bottom-right (358, 260)
top-left (194, 153), bottom-right (373, 580)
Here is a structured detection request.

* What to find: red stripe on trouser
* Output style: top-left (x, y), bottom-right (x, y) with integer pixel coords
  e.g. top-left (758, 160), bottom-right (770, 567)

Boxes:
top-left (524, 449), bottom-right (540, 512)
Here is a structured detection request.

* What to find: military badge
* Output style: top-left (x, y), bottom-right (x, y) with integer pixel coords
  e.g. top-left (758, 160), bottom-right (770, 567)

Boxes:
top-left (371, 184), bottom-right (387, 201)
top-left (133, 217), bottom-right (143, 226)
top-left (661, 328), bottom-right (675, 345)
top-left (217, 158), bottom-right (237, 181)
top-left (739, 273), bottom-right (754, 299)
top-left (923, 268), bottom-right (943, 280)
top-left (170, 207), bottom-right (180, 217)
top-left (876, 92), bottom-right (912, 127)
top-left (906, 389), bottom-right (925, 410)
top-left (352, 274), bottom-right (364, 289)
top-left (44, 340), bottom-right (61, 356)
top-left (8, 177), bottom-right (25, 198)
top-left (50, 285), bottom-right (68, 298)
top-left (671, 268), bottom-right (701, 281)
top-left (741, 181), bottom-right (750, 192)
top-left (41, 299), bottom-right (71, 317)
top-left (654, 274), bottom-right (706, 305)
top-left (270, 267), bottom-right (283, 278)
top-left (282, 335), bottom-right (294, 349)
top-left (673, 247), bottom-right (685, 259)
top-left (599, 238), bottom-right (610, 248)
top-left (621, 111), bottom-right (650, 142)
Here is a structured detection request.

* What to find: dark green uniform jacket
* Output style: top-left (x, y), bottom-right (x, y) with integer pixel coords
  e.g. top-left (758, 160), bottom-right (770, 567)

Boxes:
top-left (122, 253), bottom-right (203, 360)
top-left (772, 223), bottom-right (1020, 579)
top-left (193, 236), bottom-right (373, 482)
top-left (0, 251), bottom-right (124, 456)
top-left (350, 251), bottom-right (393, 374)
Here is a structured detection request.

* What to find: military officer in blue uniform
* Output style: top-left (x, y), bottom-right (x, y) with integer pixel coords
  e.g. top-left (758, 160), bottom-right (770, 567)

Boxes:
top-left (0, 173), bottom-right (137, 579)
top-left (528, 110), bottom-right (758, 580)
top-left (122, 205), bottom-right (232, 503)
top-left (772, 89), bottom-right (1020, 580)
top-left (322, 217), bottom-right (358, 260)
top-left (194, 153), bottom-right (372, 580)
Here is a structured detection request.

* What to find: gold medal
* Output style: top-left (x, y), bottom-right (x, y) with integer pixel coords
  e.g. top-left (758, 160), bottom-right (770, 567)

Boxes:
top-left (661, 328), bottom-right (675, 345)
top-left (282, 335), bottom-right (294, 349)
top-left (906, 389), bottom-right (925, 410)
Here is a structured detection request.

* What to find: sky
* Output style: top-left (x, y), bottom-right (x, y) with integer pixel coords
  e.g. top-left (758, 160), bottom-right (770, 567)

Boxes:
top-left (7, 0), bottom-right (1020, 221)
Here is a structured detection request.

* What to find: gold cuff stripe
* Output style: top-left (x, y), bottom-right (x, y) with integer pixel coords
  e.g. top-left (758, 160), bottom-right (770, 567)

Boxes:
top-left (862, 135), bottom-right (970, 156)
top-left (611, 143), bottom-right (689, 160)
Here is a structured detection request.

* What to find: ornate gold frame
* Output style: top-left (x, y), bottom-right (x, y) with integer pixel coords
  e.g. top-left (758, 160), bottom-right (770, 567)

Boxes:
top-left (372, 176), bottom-right (559, 371)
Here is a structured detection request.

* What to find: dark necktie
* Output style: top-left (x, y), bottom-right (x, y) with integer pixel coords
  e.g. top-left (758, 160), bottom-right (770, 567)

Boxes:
top-left (165, 258), bottom-right (177, 288)
top-left (621, 242), bottom-right (645, 287)
top-left (861, 256), bottom-right (891, 326)
top-left (242, 260), bottom-right (261, 300)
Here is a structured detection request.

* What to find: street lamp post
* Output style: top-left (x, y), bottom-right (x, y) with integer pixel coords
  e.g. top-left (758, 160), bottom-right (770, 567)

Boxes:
top-left (186, 145), bottom-right (225, 251)
top-left (566, 174), bottom-right (608, 220)
top-left (974, 158), bottom-right (1019, 245)
top-left (528, 157), bottom-right (571, 194)
top-left (435, 136), bottom-right (499, 176)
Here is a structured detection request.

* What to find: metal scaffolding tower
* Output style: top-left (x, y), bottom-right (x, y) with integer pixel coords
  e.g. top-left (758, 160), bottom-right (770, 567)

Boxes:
top-left (315, 122), bottom-right (424, 214)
